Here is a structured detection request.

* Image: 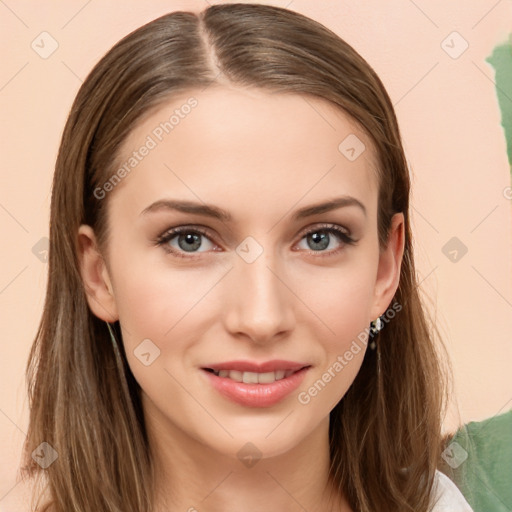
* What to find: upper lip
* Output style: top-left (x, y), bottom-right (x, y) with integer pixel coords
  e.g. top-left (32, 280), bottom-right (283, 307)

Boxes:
top-left (202, 360), bottom-right (310, 373)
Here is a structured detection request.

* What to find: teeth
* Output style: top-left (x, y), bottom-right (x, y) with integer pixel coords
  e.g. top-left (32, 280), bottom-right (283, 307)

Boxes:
top-left (228, 370), bottom-right (243, 382)
top-left (257, 372), bottom-right (276, 384)
top-left (211, 369), bottom-right (297, 383)
top-left (243, 372), bottom-right (259, 384)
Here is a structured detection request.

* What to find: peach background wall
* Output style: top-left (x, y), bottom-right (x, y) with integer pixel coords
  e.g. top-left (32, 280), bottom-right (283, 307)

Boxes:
top-left (1, 0), bottom-right (511, 503)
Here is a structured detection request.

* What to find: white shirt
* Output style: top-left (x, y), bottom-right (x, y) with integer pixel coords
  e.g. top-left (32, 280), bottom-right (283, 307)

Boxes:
top-left (431, 470), bottom-right (474, 511)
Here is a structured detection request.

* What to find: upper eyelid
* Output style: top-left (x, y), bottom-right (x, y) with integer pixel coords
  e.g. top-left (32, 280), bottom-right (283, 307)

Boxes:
top-left (301, 223), bottom-right (351, 236)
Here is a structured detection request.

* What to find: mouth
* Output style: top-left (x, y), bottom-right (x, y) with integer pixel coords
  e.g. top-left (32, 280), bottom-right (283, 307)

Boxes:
top-left (202, 367), bottom-right (303, 384)
top-left (200, 360), bottom-right (311, 407)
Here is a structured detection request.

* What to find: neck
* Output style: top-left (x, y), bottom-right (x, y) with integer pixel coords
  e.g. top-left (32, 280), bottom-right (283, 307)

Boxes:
top-left (143, 398), bottom-right (348, 511)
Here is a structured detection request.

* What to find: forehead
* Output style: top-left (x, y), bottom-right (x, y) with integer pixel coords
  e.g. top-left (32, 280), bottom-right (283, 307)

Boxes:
top-left (110, 85), bottom-right (379, 219)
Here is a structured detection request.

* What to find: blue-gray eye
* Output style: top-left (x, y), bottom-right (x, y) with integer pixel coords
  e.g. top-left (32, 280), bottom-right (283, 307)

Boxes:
top-left (297, 227), bottom-right (352, 252)
top-left (157, 228), bottom-right (215, 254)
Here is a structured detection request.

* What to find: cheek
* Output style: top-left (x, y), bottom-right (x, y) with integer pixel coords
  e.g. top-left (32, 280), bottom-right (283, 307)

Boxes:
top-left (112, 263), bottom-right (218, 403)
top-left (110, 255), bottom-right (232, 382)
top-left (293, 261), bottom-right (376, 342)
top-left (291, 261), bottom-right (375, 404)
top-left (111, 247), bottom-right (223, 335)
top-left (296, 281), bottom-right (371, 410)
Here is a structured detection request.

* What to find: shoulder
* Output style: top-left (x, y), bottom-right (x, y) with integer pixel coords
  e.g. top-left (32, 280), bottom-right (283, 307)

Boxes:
top-left (430, 470), bottom-right (474, 511)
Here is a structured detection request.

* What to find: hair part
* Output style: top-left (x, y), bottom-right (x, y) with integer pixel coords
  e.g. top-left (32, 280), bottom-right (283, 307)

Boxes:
top-left (21, 4), bottom-right (449, 511)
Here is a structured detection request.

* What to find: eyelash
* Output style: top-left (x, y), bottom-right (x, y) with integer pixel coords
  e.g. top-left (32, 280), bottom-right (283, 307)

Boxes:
top-left (154, 223), bottom-right (356, 259)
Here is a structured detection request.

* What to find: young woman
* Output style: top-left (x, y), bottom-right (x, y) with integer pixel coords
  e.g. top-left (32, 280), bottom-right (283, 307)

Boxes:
top-left (18, 3), bottom-right (474, 511)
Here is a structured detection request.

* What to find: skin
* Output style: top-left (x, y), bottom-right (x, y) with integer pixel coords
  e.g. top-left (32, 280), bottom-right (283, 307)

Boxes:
top-left (78, 85), bottom-right (404, 512)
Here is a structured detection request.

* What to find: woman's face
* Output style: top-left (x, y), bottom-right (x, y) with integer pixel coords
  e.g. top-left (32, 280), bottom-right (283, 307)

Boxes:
top-left (79, 85), bottom-right (403, 462)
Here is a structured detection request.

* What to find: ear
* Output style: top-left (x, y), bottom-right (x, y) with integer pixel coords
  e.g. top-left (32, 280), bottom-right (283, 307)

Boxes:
top-left (77, 224), bottom-right (119, 322)
top-left (370, 212), bottom-right (405, 319)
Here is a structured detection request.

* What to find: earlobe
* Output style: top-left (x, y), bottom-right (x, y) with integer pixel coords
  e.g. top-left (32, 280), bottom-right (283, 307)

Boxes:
top-left (371, 213), bottom-right (405, 319)
top-left (77, 224), bottom-right (119, 322)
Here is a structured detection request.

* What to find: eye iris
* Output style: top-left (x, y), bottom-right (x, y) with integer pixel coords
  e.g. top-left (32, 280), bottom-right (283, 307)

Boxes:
top-left (178, 232), bottom-right (202, 252)
top-left (307, 231), bottom-right (329, 251)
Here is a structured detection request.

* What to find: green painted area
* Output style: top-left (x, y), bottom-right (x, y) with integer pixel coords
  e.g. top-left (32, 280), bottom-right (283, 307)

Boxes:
top-left (447, 410), bottom-right (512, 512)
top-left (486, 36), bottom-right (512, 178)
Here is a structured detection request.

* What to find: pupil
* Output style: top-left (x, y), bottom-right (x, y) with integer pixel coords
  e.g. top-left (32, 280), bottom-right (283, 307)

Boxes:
top-left (178, 233), bottom-right (201, 252)
top-left (308, 231), bottom-right (329, 251)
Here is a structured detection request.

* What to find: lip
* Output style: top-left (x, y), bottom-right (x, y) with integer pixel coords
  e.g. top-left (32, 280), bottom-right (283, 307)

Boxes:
top-left (201, 361), bottom-right (311, 408)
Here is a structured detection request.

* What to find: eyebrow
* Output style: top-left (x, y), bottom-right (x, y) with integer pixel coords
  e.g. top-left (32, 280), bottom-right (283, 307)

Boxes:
top-left (140, 195), bottom-right (367, 221)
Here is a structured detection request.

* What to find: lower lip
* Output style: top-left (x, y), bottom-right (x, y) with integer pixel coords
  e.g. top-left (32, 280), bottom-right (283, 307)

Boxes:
top-left (201, 367), bottom-right (310, 407)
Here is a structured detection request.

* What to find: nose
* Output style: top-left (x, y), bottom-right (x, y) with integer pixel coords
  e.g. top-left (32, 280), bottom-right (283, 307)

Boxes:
top-left (222, 250), bottom-right (295, 345)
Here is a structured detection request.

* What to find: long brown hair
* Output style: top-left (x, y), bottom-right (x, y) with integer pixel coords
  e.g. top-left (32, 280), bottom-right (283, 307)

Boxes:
top-left (20, 3), bottom-right (450, 511)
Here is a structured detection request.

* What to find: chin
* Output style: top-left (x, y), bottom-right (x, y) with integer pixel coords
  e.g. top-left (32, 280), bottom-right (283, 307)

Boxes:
top-left (200, 414), bottom-right (318, 463)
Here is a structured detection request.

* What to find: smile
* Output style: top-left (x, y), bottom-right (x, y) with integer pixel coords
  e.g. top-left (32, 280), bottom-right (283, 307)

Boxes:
top-left (204, 368), bottom-right (297, 383)
top-left (201, 360), bottom-right (311, 407)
